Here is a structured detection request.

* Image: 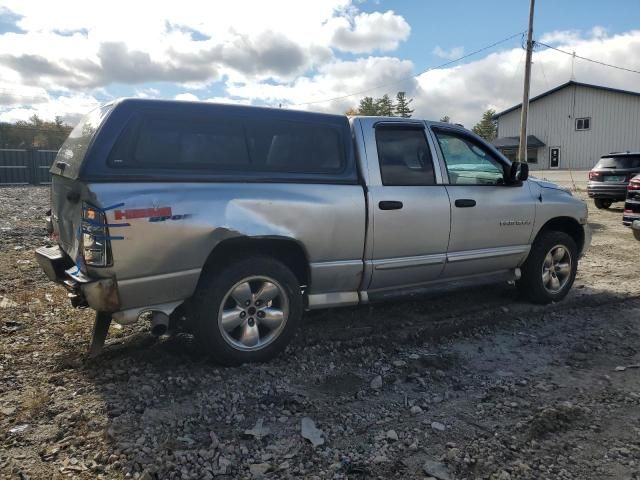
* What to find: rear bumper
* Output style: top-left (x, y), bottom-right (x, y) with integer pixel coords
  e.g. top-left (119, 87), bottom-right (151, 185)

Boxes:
top-left (35, 245), bottom-right (121, 312)
top-left (586, 182), bottom-right (627, 200)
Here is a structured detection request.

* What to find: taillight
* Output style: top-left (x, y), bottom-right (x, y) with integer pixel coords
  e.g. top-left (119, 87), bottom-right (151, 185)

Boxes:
top-left (81, 203), bottom-right (110, 266)
top-left (589, 171), bottom-right (602, 180)
top-left (628, 181), bottom-right (640, 191)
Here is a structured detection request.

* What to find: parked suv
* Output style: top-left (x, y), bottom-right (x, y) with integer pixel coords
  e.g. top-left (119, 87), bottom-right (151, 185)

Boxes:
top-left (623, 174), bottom-right (640, 226)
top-left (587, 152), bottom-right (640, 209)
top-left (36, 99), bottom-right (591, 364)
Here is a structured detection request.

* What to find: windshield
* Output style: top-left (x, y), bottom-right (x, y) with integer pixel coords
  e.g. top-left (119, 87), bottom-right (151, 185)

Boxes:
top-left (595, 156), bottom-right (640, 169)
top-left (51, 104), bottom-right (112, 178)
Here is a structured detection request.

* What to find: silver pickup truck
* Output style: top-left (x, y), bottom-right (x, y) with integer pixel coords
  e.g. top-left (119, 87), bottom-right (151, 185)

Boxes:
top-left (36, 99), bottom-right (590, 364)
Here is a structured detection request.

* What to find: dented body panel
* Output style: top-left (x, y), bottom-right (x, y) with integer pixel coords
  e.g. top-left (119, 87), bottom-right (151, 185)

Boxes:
top-left (85, 181), bottom-right (366, 310)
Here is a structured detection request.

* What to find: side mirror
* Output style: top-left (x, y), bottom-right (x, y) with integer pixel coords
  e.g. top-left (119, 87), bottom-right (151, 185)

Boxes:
top-left (508, 162), bottom-right (529, 184)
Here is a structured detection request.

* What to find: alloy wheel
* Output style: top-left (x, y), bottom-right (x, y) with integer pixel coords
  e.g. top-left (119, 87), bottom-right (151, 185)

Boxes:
top-left (541, 245), bottom-right (572, 294)
top-left (217, 276), bottom-right (289, 351)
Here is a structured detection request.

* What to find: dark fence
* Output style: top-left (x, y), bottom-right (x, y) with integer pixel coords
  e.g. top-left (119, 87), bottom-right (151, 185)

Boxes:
top-left (0, 148), bottom-right (58, 185)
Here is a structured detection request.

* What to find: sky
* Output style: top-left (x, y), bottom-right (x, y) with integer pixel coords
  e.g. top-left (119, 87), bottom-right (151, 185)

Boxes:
top-left (0, 0), bottom-right (639, 127)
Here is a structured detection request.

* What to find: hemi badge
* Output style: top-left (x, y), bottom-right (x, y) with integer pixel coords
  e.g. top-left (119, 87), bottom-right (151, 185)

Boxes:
top-left (114, 207), bottom-right (172, 220)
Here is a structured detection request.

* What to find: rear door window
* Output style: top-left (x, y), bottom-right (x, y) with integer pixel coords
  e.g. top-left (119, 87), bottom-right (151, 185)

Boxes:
top-left (375, 126), bottom-right (436, 186)
top-left (595, 157), bottom-right (640, 169)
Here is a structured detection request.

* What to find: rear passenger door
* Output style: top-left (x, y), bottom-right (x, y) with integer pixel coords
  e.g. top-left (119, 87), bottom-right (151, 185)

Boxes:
top-left (362, 121), bottom-right (451, 291)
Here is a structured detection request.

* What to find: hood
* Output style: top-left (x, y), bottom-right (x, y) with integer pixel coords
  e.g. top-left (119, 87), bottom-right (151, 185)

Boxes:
top-left (528, 176), bottom-right (572, 194)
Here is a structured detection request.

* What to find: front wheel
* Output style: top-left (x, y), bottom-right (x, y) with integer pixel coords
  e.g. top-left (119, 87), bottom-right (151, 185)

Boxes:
top-left (193, 256), bottom-right (302, 365)
top-left (594, 198), bottom-right (612, 209)
top-left (517, 231), bottom-right (578, 304)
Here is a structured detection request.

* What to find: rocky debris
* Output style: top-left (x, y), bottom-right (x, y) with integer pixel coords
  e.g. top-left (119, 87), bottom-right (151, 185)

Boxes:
top-left (301, 416), bottom-right (324, 447)
top-left (385, 429), bottom-right (399, 441)
top-left (528, 402), bottom-right (586, 438)
top-left (0, 296), bottom-right (18, 308)
top-left (423, 459), bottom-right (452, 480)
top-left (613, 364), bottom-right (640, 372)
top-left (370, 375), bottom-right (383, 390)
top-left (249, 462), bottom-right (272, 476)
top-left (244, 418), bottom-right (271, 440)
top-left (410, 405), bottom-right (423, 415)
top-left (431, 421), bottom-right (446, 432)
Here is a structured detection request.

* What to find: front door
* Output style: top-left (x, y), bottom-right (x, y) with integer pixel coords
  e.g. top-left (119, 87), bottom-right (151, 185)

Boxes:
top-left (550, 147), bottom-right (560, 168)
top-left (430, 127), bottom-right (535, 278)
top-left (367, 123), bottom-right (451, 291)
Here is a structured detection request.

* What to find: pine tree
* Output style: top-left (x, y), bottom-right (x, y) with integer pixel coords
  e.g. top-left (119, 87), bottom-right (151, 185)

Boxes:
top-left (394, 91), bottom-right (414, 118)
top-left (472, 109), bottom-right (497, 141)
top-left (376, 94), bottom-right (395, 117)
top-left (357, 97), bottom-right (378, 116)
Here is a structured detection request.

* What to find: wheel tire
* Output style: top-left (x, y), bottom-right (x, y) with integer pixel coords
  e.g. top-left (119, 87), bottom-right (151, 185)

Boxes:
top-left (517, 231), bottom-right (578, 304)
top-left (193, 255), bottom-right (302, 365)
top-left (594, 198), bottom-right (612, 209)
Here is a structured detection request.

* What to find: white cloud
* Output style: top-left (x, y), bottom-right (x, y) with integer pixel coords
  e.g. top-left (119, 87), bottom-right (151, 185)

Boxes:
top-left (226, 56), bottom-right (416, 113)
top-left (327, 10), bottom-right (410, 53)
top-left (0, 0), bottom-right (355, 90)
top-left (0, 93), bottom-right (100, 123)
top-left (174, 93), bottom-right (199, 101)
top-left (413, 29), bottom-right (640, 127)
top-left (539, 30), bottom-right (581, 45)
top-left (432, 46), bottom-right (464, 60)
top-left (0, 2), bottom-right (639, 134)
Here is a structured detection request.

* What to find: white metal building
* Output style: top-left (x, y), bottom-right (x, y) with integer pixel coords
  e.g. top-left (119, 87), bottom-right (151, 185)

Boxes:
top-left (493, 81), bottom-right (640, 170)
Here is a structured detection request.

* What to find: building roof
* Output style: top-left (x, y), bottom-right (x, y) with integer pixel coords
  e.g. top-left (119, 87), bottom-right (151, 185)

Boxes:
top-left (492, 135), bottom-right (545, 149)
top-left (494, 81), bottom-right (640, 118)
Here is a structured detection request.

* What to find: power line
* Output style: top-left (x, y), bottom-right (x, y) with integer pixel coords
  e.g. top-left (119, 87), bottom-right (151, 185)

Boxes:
top-left (536, 41), bottom-right (640, 75)
top-left (290, 30), bottom-right (527, 107)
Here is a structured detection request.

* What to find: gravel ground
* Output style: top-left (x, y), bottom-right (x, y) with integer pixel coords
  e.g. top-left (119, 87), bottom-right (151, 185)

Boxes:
top-left (1, 186), bottom-right (639, 480)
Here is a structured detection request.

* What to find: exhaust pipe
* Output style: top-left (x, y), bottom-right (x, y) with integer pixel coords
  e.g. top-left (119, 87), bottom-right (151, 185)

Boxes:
top-left (150, 311), bottom-right (169, 336)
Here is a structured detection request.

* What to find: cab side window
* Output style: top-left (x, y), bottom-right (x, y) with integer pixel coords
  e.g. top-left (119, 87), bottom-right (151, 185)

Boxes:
top-left (375, 126), bottom-right (436, 186)
top-left (434, 130), bottom-right (505, 185)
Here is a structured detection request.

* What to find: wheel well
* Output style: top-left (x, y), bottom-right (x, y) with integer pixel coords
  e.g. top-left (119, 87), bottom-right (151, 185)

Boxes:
top-left (535, 217), bottom-right (585, 254)
top-left (200, 237), bottom-right (310, 287)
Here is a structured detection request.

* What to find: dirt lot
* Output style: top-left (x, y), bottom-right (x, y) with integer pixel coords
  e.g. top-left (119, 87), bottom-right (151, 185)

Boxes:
top-left (1, 186), bottom-right (639, 480)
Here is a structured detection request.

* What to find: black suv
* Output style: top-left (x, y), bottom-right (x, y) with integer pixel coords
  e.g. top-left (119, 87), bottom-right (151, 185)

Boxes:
top-left (587, 152), bottom-right (640, 209)
top-left (623, 174), bottom-right (640, 226)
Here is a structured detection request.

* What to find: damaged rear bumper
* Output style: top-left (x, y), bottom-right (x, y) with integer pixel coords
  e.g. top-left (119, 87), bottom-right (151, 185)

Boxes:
top-left (35, 245), bottom-right (121, 312)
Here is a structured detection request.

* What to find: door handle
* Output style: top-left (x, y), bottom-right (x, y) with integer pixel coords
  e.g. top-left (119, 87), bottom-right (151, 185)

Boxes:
top-left (379, 200), bottom-right (403, 210)
top-left (454, 199), bottom-right (476, 208)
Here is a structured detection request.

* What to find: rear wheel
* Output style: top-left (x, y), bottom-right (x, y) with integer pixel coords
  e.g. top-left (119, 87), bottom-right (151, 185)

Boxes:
top-left (594, 198), bottom-right (612, 209)
top-left (193, 255), bottom-right (302, 365)
top-left (517, 231), bottom-right (578, 304)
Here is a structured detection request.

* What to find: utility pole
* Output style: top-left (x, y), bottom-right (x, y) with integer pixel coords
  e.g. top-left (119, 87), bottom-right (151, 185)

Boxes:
top-left (518, 0), bottom-right (535, 163)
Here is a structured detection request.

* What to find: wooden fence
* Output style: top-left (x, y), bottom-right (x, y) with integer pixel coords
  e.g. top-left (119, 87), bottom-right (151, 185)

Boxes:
top-left (0, 149), bottom-right (58, 185)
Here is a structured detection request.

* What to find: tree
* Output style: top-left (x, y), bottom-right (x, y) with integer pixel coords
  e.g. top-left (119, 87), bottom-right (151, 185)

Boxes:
top-left (439, 115), bottom-right (451, 123)
top-left (357, 97), bottom-right (378, 116)
top-left (395, 91), bottom-right (414, 118)
top-left (472, 109), bottom-right (497, 141)
top-left (0, 115), bottom-right (73, 149)
top-left (376, 94), bottom-right (395, 117)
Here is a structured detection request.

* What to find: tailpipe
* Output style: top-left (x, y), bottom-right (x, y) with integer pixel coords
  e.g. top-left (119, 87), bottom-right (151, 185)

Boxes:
top-left (150, 311), bottom-right (170, 336)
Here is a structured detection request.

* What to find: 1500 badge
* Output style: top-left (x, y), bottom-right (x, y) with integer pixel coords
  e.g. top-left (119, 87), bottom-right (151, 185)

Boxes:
top-left (500, 220), bottom-right (531, 226)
